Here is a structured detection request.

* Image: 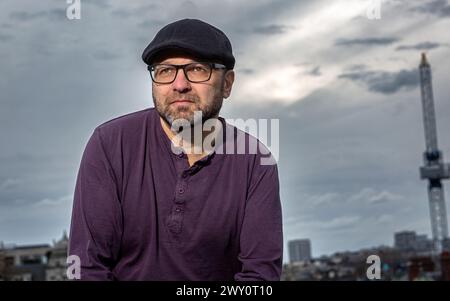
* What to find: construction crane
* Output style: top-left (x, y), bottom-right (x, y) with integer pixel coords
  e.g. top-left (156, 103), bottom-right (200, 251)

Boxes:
top-left (418, 53), bottom-right (450, 254)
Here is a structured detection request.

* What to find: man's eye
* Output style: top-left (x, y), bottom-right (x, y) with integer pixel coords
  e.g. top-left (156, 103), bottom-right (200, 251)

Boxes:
top-left (190, 65), bottom-right (208, 73)
top-left (158, 68), bottom-right (172, 74)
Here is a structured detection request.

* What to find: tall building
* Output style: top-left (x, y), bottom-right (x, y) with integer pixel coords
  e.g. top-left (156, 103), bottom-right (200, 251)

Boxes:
top-left (288, 239), bottom-right (311, 263)
top-left (394, 231), bottom-right (417, 251)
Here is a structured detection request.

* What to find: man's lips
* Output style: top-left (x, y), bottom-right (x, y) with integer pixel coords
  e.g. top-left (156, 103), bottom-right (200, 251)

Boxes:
top-left (170, 99), bottom-right (194, 104)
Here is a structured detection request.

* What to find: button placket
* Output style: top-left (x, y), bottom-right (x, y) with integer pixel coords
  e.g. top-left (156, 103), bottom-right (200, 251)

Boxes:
top-left (168, 169), bottom-right (189, 235)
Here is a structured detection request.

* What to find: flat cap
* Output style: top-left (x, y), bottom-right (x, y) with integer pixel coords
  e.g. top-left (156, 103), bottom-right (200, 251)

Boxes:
top-left (142, 18), bottom-right (235, 69)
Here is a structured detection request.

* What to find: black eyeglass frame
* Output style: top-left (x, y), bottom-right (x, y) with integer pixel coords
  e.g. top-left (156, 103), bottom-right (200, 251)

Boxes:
top-left (147, 62), bottom-right (227, 84)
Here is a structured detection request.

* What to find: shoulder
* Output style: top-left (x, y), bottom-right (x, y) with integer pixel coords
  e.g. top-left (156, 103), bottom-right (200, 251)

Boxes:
top-left (89, 108), bottom-right (157, 152)
top-left (96, 108), bottom-right (155, 135)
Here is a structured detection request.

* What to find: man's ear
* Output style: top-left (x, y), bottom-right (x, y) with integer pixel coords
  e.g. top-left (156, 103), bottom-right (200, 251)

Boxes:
top-left (222, 70), bottom-right (235, 99)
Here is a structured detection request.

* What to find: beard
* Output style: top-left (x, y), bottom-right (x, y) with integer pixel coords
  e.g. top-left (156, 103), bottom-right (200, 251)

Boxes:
top-left (153, 91), bottom-right (224, 127)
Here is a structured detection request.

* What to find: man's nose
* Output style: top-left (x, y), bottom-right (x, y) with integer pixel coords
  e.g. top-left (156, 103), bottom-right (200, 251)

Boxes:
top-left (172, 69), bottom-right (191, 92)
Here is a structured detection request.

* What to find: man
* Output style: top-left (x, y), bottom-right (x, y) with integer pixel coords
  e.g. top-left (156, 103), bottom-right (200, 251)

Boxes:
top-left (68, 18), bottom-right (283, 281)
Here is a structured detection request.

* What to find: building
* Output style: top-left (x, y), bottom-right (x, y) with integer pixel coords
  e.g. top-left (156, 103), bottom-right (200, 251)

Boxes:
top-left (46, 231), bottom-right (69, 281)
top-left (394, 231), bottom-right (417, 251)
top-left (415, 234), bottom-right (433, 253)
top-left (394, 231), bottom-right (433, 253)
top-left (0, 232), bottom-right (69, 281)
top-left (1, 244), bottom-right (51, 281)
top-left (288, 239), bottom-right (311, 263)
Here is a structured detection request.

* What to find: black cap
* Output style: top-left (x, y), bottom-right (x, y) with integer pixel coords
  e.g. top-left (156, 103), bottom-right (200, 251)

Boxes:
top-left (142, 18), bottom-right (235, 69)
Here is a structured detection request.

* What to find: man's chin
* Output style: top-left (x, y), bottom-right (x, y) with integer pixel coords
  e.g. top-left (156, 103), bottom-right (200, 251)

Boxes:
top-left (166, 112), bottom-right (195, 126)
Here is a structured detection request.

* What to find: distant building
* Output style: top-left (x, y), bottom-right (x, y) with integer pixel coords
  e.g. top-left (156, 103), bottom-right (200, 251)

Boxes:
top-left (395, 231), bottom-right (417, 251)
top-left (46, 231), bottom-right (69, 281)
top-left (394, 231), bottom-right (433, 253)
top-left (0, 248), bottom-right (6, 280)
top-left (2, 244), bottom-right (51, 281)
top-left (442, 238), bottom-right (450, 252)
top-left (0, 232), bottom-right (69, 281)
top-left (415, 234), bottom-right (433, 253)
top-left (288, 239), bottom-right (311, 263)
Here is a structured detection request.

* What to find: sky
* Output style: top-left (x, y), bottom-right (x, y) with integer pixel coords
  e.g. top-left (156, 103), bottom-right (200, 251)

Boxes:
top-left (1, 0), bottom-right (450, 261)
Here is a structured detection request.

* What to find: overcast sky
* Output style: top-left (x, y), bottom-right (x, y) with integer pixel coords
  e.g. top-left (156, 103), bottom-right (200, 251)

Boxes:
top-left (1, 0), bottom-right (450, 261)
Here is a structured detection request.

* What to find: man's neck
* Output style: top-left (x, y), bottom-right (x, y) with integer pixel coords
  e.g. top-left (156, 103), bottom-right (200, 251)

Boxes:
top-left (159, 116), bottom-right (220, 167)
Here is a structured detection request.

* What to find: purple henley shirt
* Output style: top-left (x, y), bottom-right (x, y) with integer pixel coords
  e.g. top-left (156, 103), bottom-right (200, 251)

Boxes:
top-left (68, 108), bottom-right (283, 280)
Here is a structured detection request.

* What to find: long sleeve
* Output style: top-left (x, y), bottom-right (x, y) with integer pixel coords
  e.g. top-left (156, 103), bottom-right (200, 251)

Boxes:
top-left (234, 157), bottom-right (283, 281)
top-left (68, 127), bottom-right (123, 280)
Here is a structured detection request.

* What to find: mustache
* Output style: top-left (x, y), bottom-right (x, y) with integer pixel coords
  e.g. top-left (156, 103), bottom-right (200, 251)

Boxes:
top-left (167, 94), bottom-right (199, 103)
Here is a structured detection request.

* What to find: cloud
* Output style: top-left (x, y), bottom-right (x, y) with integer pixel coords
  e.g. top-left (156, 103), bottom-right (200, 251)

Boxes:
top-left (1, 23), bottom-right (13, 29)
top-left (9, 9), bottom-right (66, 22)
top-left (338, 68), bottom-right (419, 94)
top-left (306, 66), bottom-right (322, 76)
top-left (92, 49), bottom-right (120, 61)
top-left (376, 214), bottom-right (394, 224)
top-left (319, 216), bottom-right (361, 230)
top-left (238, 68), bottom-right (256, 75)
top-left (0, 178), bottom-right (22, 191)
top-left (306, 192), bottom-right (340, 209)
top-left (252, 24), bottom-right (293, 35)
top-left (396, 41), bottom-right (444, 51)
top-left (347, 188), bottom-right (404, 205)
top-left (33, 195), bottom-right (73, 208)
top-left (111, 4), bottom-right (158, 18)
top-left (83, 0), bottom-right (112, 9)
top-left (335, 37), bottom-right (399, 47)
top-left (0, 33), bottom-right (13, 42)
top-left (411, 0), bottom-right (450, 17)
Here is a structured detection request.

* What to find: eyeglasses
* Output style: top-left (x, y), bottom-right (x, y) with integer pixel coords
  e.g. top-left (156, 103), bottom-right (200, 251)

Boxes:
top-left (148, 62), bottom-right (227, 84)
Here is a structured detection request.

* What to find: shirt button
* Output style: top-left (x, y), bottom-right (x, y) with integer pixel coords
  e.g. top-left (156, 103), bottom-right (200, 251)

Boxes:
top-left (178, 188), bottom-right (184, 194)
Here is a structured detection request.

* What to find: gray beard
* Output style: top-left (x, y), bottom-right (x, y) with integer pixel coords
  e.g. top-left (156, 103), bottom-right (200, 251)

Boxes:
top-left (153, 95), bottom-right (223, 127)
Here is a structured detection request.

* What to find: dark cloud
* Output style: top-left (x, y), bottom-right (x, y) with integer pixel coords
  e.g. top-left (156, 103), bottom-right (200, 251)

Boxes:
top-left (335, 37), bottom-right (399, 47)
top-left (9, 8), bottom-right (66, 22)
top-left (83, 0), bottom-right (112, 9)
top-left (9, 11), bottom-right (47, 21)
top-left (345, 64), bottom-right (369, 72)
top-left (111, 4), bottom-right (158, 18)
top-left (307, 66), bottom-right (321, 76)
top-left (411, 0), bottom-right (450, 17)
top-left (396, 41), bottom-right (444, 51)
top-left (0, 33), bottom-right (14, 42)
top-left (252, 24), bottom-right (292, 35)
top-left (238, 68), bottom-right (255, 75)
top-left (338, 68), bottom-right (419, 94)
top-left (137, 19), bottom-right (166, 29)
top-left (92, 50), bottom-right (120, 61)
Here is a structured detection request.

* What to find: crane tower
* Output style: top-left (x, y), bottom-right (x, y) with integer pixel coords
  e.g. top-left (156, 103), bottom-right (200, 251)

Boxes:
top-left (418, 53), bottom-right (450, 254)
